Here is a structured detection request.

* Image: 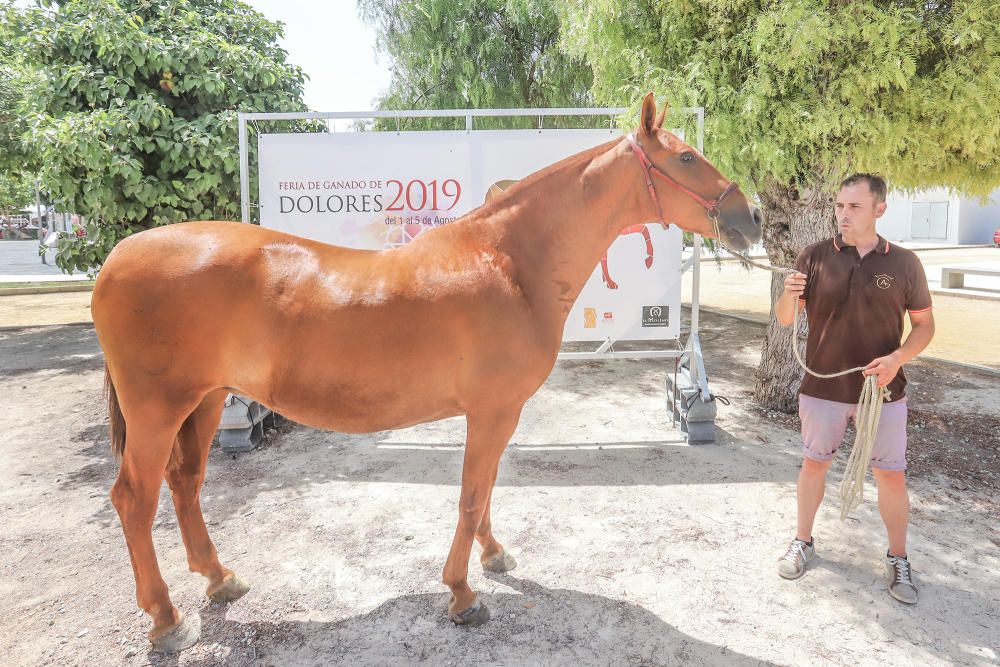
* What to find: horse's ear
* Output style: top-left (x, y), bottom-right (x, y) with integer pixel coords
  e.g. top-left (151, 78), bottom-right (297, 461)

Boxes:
top-left (654, 101), bottom-right (668, 129)
top-left (640, 92), bottom-right (656, 136)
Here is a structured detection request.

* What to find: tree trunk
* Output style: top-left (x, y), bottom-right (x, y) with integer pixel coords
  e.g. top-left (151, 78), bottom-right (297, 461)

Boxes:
top-left (752, 181), bottom-right (836, 413)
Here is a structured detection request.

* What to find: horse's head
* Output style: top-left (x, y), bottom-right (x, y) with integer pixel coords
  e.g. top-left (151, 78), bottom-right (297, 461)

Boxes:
top-left (627, 93), bottom-right (762, 251)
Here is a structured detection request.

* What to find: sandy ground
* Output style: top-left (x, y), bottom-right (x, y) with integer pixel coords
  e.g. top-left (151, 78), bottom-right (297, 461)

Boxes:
top-left (1, 312), bottom-right (997, 667)
top-left (0, 291), bottom-right (95, 327)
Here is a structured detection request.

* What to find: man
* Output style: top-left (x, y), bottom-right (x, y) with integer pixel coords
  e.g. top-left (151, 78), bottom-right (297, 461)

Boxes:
top-left (775, 174), bottom-right (935, 604)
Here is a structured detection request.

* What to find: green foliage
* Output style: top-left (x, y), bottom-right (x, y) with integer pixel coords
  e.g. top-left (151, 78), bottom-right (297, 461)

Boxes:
top-left (0, 172), bottom-right (34, 218)
top-left (359, 0), bottom-right (594, 129)
top-left (0, 5), bottom-right (42, 189)
top-left (559, 0), bottom-right (1000, 198)
top-left (24, 0), bottom-right (311, 273)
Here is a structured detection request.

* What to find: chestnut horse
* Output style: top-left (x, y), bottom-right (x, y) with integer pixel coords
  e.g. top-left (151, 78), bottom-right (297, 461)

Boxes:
top-left (92, 94), bottom-right (762, 652)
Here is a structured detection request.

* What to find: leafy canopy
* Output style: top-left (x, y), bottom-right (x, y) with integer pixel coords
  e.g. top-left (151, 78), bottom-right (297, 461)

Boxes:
top-left (360, 0), bottom-right (594, 129)
top-left (0, 4), bottom-right (42, 214)
top-left (559, 0), bottom-right (1000, 198)
top-left (25, 0), bottom-right (310, 272)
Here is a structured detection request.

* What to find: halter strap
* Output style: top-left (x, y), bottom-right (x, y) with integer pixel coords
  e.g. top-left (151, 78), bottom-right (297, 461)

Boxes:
top-left (625, 132), bottom-right (740, 224)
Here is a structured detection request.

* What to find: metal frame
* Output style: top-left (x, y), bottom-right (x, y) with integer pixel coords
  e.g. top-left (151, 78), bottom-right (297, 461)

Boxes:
top-left (237, 107), bottom-right (711, 400)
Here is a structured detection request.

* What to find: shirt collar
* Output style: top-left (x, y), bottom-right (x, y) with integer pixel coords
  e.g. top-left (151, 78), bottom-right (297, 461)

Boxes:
top-left (833, 234), bottom-right (890, 255)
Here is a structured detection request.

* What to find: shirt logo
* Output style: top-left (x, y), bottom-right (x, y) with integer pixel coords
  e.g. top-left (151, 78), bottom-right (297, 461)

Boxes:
top-left (875, 274), bottom-right (894, 289)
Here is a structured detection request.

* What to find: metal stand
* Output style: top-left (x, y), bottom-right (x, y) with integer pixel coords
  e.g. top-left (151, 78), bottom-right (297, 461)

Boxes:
top-left (216, 394), bottom-right (283, 453)
top-left (665, 332), bottom-right (724, 444)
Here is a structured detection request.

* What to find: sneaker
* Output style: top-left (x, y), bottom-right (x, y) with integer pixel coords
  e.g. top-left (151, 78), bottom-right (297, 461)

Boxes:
top-left (778, 538), bottom-right (815, 579)
top-left (885, 552), bottom-right (917, 604)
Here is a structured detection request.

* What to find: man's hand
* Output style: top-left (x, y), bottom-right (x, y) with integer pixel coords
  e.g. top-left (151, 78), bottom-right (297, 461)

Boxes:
top-left (775, 271), bottom-right (808, 326)
top-left (783, 271), bottom-right (807, 300)
top-left (864, 352), bottom-right (902, 388)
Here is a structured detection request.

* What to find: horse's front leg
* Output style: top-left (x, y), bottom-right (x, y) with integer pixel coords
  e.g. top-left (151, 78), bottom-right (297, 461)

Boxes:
top-left (442, 405), bottom-right (522, 626)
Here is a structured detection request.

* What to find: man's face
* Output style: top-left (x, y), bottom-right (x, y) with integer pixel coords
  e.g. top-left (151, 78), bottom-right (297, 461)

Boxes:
top-left (835, 182), bottom-right (886, 237)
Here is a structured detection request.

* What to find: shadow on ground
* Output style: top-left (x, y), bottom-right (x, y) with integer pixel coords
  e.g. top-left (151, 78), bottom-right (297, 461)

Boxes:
top-left (147, 573), bottom-right (774, 667)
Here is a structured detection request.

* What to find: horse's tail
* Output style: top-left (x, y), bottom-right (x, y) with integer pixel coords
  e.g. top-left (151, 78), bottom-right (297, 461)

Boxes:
top-left (105, 364), bottom-right (127, 461)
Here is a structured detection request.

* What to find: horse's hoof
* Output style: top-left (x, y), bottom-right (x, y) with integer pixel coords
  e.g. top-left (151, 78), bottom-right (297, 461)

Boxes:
top-left (449, 599), bottom-right (491, 627)
top-left (150, 613), bottom-right (200, 654)
top-left (207, 573), bottom-right (250, 603)
top-left (482, 548), bottom-right (518, 574)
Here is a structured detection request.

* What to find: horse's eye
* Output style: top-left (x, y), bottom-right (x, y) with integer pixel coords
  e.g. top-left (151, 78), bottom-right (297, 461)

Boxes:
top-left (680, 152), bottom-right (694, 163)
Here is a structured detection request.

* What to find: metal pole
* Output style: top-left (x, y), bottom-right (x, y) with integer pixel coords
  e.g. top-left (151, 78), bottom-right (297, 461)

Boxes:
top-left (238, 114), bottom-right (250, 224)
top-left (690, 107), bottom-right (705, 337)
top-left (35, 180), bottom-right (42, 241)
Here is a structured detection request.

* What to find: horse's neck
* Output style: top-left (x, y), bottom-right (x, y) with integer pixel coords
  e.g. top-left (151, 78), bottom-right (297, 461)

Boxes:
top-left (494, 140), bottom-right (651, 328)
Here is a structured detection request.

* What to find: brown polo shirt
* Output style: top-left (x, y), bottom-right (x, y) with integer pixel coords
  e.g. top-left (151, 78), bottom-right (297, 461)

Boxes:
top-left (793, 234), bottom-right (932, 404)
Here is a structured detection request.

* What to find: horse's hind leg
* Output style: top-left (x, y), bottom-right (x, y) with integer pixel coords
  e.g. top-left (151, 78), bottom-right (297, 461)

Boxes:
top-left (165, 389), bottom-right (250, 603)
top-left (442, 405), bottom-right (522, 626)
top-left (110, 405), bottom-right (198, 653)
top-left (476, 492), bottom-right (517, 574)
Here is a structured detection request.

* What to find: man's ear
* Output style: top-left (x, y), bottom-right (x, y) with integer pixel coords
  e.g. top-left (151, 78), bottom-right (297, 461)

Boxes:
top-left (640, 92), bottom-right (656, 136)
top-left (875, 201), bottom-right (888, 219)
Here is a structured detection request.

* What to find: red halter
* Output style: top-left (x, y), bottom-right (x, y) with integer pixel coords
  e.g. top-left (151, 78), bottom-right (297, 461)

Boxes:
top-left (626, 132), bottom-right (740, 225)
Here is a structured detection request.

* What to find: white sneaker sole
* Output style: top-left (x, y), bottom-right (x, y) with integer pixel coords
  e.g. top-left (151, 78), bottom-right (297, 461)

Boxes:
top-left (778, 552), bottom-right (814, 580)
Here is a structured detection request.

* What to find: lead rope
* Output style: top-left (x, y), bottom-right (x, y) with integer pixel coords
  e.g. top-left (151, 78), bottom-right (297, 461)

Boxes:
top-left (710, 217), bottom-right (889, 519)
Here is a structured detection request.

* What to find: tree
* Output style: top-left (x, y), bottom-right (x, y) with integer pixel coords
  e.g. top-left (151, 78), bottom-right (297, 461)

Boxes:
top-left (359, 0), bottom-right (594, 129)
top-left (0, 4), bottom-right (41, 219)
top-left (560, 0), bottom-right (1000, 411)
top-left (24, 0), bottom-right (311, 273)
top-left (0, 173), bottom-right (34, 222)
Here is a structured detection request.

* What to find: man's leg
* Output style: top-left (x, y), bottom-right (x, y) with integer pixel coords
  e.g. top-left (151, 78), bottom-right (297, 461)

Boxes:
top-left (796, 395), bottom-right (852, 541)
top-left (779, 395), bottom-right (851, 579)
top-left (871, 469), bottom-right (909, 557)
top-left (869, 398), bottom-right (910, 556)
top-left (796, 457), bottom-right (833, 542)
top-left (869, 399), bottom-right (916, 603)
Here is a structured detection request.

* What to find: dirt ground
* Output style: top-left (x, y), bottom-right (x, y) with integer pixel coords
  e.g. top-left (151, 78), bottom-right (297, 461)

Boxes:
top-left (1, 311), bottom-right (998, 666)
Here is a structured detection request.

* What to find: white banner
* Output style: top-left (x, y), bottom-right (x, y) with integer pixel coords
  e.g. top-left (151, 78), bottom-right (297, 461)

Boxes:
top-left (258, 130), bottom-right (682, 341)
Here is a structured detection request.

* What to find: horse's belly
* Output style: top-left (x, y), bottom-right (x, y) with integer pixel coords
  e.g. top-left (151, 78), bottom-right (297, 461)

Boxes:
top-left (265, 360), bottom-right (465, 434)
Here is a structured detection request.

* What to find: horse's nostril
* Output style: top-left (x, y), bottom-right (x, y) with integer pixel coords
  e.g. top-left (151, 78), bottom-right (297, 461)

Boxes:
top-left (752, 206), bottom-right (763, 227)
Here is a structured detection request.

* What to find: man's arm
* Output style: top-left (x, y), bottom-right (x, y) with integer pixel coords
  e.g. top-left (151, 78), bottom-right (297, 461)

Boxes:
top-left (863, 309), bottom-right (936, 388)
top-left (775, 271), bottom-right (807, 327)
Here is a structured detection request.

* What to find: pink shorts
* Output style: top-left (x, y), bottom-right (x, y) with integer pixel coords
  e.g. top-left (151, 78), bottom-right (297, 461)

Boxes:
top-left (799, 394), bottom-right (908, 471)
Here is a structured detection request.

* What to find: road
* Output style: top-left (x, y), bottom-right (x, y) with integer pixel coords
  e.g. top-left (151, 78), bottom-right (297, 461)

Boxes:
top-left (0, 240), bottom-right (78, 278)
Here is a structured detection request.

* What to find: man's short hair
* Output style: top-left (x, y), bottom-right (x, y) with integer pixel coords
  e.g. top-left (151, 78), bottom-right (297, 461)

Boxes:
top-left (840, 173), bottom-right (887, 203)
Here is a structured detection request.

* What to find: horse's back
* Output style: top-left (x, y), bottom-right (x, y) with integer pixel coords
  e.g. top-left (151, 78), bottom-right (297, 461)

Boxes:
top-left (93, 221), bottom-right (337, 395)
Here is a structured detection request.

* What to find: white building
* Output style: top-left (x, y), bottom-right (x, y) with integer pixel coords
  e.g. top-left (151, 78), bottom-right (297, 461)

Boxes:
top-left (879, 186), bottom-right (1000, 245)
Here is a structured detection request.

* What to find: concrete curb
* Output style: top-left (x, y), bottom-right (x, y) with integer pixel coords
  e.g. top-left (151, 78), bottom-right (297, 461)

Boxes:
top-left (928, 287), bottom-right (1000, 302)
top-left (0, 284), bottom-right (94, 297)
top-left (0, 321), bottom-right (94, 333)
